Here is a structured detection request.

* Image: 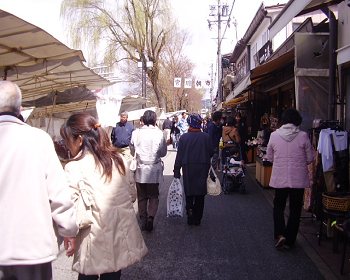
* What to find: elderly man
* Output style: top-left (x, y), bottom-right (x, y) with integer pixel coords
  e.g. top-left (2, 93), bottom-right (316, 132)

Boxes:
top-left (111, 111), bottom-right (134, 159)
top-left (0, 81), bottom-right (78, 280)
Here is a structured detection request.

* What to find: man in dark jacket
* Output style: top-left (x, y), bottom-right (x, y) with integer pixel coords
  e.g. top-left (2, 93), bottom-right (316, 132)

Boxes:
top-left (208, 111), bottom-right (223, 171)
top-left (174, 113), bottom-right (213, 226)
top-left (111, 111), bottom-right (134, 158)
top-left (162, 116), bottom-right (172, 143)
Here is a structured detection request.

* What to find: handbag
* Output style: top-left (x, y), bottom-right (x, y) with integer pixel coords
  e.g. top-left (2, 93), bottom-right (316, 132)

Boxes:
top-left (207, 166), bottom-right (222, 196)
top-left (167, 178), bottom-right (184, 217)
top-left (129, 129), bottom-right (139, 172)
top-left (129, 156), bottom-right (137, 171)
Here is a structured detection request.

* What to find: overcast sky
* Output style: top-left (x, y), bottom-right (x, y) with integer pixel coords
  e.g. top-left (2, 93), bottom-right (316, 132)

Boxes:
top-left (1, 0), bottom-right (287, 87)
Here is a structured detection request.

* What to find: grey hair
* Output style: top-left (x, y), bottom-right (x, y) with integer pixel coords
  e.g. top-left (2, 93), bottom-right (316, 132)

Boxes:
top-left (0, 81), bottom-right (22, 114)
top-left (120, 111), bottom-right (128, 117)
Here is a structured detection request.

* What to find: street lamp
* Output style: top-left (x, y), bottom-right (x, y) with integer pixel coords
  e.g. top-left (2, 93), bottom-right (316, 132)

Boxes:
top-left (137, 59), bottom-right (153, 100)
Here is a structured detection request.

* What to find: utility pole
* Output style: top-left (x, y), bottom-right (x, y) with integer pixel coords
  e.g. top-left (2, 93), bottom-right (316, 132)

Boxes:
top-left (208, 1), bottom-right (230, 106)
top-left (209, 63), bottom-right (214, 110)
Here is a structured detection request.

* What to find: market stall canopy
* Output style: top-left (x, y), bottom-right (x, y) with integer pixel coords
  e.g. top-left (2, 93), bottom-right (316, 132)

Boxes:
top-left (118, 95), bottom-right (147, 113)
top-left (0, 9), bottom-right (112, 102)
top-left (26, 91), bottom-right (146, 119)
top-left (25, 86), bottom-right (97, 119)
top-left (22, 86), bottom-right (95, 108)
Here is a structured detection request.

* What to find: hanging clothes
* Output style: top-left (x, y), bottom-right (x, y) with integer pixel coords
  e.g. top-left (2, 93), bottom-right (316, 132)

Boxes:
top-left (317, 128), bottom-right (348, 192)
top-left (317, 128), bottom-right (333, 172)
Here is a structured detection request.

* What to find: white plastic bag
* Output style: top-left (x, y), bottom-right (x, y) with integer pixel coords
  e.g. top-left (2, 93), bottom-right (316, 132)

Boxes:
top-left (129, 157), bottom-right (137, 171)
top-left (167, 178), bottom-right (184, 217)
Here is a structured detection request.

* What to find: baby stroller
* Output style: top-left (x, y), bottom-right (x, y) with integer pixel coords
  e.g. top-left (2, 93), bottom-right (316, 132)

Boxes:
top-left (221, 146), bottom-right (246, 194)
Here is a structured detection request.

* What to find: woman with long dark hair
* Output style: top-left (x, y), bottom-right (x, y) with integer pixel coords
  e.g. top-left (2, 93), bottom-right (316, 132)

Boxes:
top-left (60, 113), bottom-right (147, 280)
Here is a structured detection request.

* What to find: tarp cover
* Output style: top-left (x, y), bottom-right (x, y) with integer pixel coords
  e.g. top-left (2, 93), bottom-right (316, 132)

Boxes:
top-left (0, 9), bottom-right (112, 102)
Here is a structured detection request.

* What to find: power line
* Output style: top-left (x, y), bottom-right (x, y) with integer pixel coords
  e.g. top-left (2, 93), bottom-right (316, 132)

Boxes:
top-left (219, 0), bottom-right (236, 48)
top-left (208, 1), bottom-right (231, 105)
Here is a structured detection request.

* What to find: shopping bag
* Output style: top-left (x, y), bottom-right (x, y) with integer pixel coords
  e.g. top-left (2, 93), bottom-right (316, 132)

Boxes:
top-left (207, 166), bottom-right (222, 196)
top-left (167, 178), bottom-right (184, 217)
top-left (129, 157), bottom-right (137, 171)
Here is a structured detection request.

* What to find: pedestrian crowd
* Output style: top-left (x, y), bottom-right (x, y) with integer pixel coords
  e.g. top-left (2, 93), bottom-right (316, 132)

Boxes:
top-left (0, 80), bottom-right (315, 279)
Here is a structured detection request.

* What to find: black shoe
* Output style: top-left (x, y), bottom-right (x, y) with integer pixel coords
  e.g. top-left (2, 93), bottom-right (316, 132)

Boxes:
top-left (140, 218), bottom-right (147, 231)
top-left (146, 216), bottom-right (154, 232)
top-left (187, 209), bottom-right (194, 225)
top-left (193, 219), bottom-right (201, 226)
top-left (275, 236), bottom-right (286, 249)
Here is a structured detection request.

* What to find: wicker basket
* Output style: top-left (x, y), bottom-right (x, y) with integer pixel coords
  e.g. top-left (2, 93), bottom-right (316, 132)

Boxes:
top-left (322, 192), bottom-right (350, 212)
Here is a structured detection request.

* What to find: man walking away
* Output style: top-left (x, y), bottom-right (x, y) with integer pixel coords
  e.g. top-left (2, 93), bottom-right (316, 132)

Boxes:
top-left (162, 116), bottom-right (172, 144)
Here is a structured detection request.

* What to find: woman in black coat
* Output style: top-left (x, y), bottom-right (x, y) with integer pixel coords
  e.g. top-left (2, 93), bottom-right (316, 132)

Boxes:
top-left (173, 113), bottom-right (213, 226)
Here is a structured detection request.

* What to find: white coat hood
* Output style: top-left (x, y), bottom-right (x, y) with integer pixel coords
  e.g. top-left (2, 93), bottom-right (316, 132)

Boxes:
top-left (276, 124), bottom-right (300, 142)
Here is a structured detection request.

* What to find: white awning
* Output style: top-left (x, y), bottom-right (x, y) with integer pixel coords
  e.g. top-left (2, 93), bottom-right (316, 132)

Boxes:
top-left (233, 75), bottom-right (251, 98)
top-left (0, 9), bottom-right (112, 102)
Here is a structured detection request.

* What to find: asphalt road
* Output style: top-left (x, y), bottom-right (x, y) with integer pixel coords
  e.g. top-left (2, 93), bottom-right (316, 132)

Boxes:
top-left (53, 147), bottom-right (333, 280)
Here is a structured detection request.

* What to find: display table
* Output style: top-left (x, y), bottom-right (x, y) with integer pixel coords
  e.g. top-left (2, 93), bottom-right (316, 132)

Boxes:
top-left (255, 157), bottom-right (272, 188)
top-left (246, 146), bottom-right (257, 163)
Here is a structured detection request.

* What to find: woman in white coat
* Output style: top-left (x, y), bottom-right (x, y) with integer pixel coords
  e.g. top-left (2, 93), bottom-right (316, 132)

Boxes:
top-left (60, 113), bottom-right (147, 280)
top-left (130, 110), bottom-right (167, 232)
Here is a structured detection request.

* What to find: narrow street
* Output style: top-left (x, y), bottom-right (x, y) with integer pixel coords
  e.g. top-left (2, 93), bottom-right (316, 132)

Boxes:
top-left (53, 147), bottom-right (343, 280)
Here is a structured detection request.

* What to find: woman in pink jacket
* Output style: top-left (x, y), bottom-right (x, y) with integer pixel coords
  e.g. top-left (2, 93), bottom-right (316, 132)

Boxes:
top-left (266, 108), bottom-right (314, 250)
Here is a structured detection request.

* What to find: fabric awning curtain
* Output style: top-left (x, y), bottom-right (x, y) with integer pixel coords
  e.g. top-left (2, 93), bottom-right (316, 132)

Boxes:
top-left (250, 49), bottom-right (295, 82)
top-left (224, 93), bottom-right (249, 108)
top-left (233, 75), bottom-right (251, 98)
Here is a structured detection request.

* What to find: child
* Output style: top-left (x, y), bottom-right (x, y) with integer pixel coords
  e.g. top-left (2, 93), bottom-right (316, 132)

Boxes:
top-left (226, 146), bottom-right (245, 177)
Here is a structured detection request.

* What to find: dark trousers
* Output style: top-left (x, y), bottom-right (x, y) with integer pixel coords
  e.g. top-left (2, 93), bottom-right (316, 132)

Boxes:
top-left (136, 183), bottom-right (159, 225)
top-left (211, 147), bottom-right (220, 170)
top-left (78, 270), bottom-right (121, 280)
top-left (273, 188), bottom-right (304, 246)
top-left (0, 262), bottom-right (52, 280)
top-left (186, 195), bottom-right (205, 223)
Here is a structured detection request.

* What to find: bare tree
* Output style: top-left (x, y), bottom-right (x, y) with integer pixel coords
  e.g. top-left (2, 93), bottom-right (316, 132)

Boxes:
top-left (60, 0), bottom-right (175, 109)
top-left (158, 29), bottom-right (203, 112)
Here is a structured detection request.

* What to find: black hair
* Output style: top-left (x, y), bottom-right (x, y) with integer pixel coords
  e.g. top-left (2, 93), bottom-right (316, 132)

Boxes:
top-left (280, 108), bottom-right (302, 126)
top-left (229, 146), bottom-right (240, 155)
top-left (226, 116), bottom-right (235, 126)
top-left (235, 111), bottom-right (242, 118)
top-left (212, 111), bottom-right (222, 122)
top-left (143, 110), bottom-right (157, 126)
top-left (60, 113), bottom-right (125, 180)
